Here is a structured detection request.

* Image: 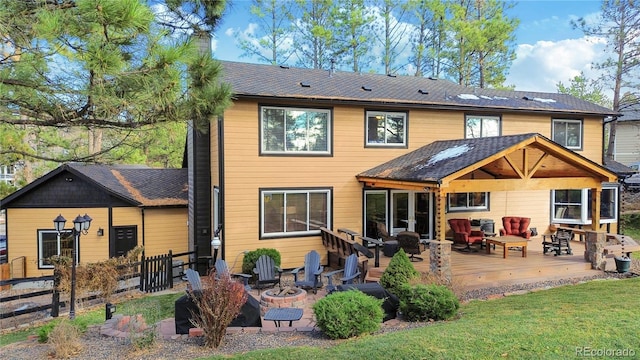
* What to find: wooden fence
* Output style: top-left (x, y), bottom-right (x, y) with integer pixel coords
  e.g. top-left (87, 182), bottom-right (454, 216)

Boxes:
top-left (0, 250), bottom-right (194, 321)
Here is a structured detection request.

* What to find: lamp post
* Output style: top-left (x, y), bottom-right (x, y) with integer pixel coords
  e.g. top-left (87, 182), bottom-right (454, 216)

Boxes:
top-left (211, 226), bottom-right (222, 263)
top-left (54, 213), bottom-right (92, 320)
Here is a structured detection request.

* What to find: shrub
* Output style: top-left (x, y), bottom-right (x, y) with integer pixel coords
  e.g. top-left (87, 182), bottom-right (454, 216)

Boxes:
top-left (398, 283), bottom-right (460, 322)
top-left (241, 248), bottom-right (281, 277)
top-left (47, 319), bottom-right (83, 358)
top-left (189, 270), bottom-right (248, 348)
top-left (379, 249), bottom-right (419, 296)
top-left (38, 321), bottom-right (57, 343)
top-left (129, 316), bottom-right (156, 352)
top-left (313, 290), bottom-right (383, 339)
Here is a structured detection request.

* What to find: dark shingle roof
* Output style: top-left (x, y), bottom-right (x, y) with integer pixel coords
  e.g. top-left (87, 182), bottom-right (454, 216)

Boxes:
top-left (358, 134), bottom-right (537, 182)
top-left (68, 164), bottom-right (188, 206)
top-left (219, 61), bottom-right (617, 117)
top-left (619, 105), bottom-right (640, 122)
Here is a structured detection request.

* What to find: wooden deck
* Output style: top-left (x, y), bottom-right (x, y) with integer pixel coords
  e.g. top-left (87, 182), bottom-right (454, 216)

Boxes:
top-left (365, 237), bottom-right (605, 291)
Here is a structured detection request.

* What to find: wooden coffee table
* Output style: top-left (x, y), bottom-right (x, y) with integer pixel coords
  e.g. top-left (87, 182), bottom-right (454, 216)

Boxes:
top-left (484, 236), bottom-right (529, 258)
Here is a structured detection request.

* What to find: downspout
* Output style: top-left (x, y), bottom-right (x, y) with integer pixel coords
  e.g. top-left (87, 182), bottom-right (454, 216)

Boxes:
top-left (218, 115), bottom-right (225, 260)
top-left (141, 208), bottom-right (145, 247)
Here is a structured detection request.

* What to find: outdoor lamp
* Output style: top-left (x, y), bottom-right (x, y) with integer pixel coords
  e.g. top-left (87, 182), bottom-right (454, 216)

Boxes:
top-left (53, 214), bottom-right (66, 233)
top-left (73, 214), bottom-right (84, 233)
top-left (211, 237), bottom-right (221, 250)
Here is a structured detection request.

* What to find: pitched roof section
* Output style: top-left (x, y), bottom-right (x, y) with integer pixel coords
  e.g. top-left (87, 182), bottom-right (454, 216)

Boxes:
top-left (219, 61), bottom-right (617, 117)
top-left (357, 133), bottom-right (617, 185)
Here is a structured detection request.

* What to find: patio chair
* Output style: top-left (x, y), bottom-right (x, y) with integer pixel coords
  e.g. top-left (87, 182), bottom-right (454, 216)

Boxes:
top-left (214, 259), bottom-right (252, 291)
top-left (375, 222), bottom-right (400, 257)
top-left (448, 218), bottom-right (484, 252)
top-left (252, 255), bottom-right (282, 291)
top-left (184, 268), bottom-right (203, 291)
top-left (542, 228), bottom-right (573, 256)
top-left (396, 231), bottom-right (424, 261)
top-left (324, 253), bottom-right (361, 293)
top-left (500, 217), bottom-right (532, 239)
top-left (291, 250), bottom-right (324, 294)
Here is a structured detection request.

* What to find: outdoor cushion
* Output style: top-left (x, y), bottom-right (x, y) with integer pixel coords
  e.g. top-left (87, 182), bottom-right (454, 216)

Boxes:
top-left (500, 217), bottom-right (532, 239)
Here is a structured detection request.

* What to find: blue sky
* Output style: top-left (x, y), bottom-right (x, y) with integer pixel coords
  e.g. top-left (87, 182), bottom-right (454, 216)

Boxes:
top-left (211, 0), bottom-right (608, 95)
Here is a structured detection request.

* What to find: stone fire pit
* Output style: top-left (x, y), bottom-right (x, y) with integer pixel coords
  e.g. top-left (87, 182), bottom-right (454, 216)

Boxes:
top-left (259, 287), bottom-right (306, 315)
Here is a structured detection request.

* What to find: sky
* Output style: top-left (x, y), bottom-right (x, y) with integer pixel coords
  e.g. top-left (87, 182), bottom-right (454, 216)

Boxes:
top-left (210, 0), bottom-right (608, 95)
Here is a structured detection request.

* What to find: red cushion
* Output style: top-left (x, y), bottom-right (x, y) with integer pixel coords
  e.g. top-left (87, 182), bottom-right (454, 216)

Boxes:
top-left (501, 217), bottom-right (531, 238)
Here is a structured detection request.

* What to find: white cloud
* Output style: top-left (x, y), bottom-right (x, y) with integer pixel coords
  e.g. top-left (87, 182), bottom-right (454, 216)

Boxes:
top-left (506, 36), bottom-right (608, 94)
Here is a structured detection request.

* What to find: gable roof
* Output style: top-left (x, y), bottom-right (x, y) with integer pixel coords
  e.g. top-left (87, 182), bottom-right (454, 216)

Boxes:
top-left (357, 133), bottom-right (617, 190)
top-left (1, 163), bottom-right (188, 208)
top-left (618, 104), bottom-right (640, 122)
top-left (219, 61), bottom-right (617, 117)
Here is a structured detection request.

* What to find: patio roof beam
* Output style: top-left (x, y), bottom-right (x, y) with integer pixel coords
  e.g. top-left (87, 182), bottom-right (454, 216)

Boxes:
top-left (445, 177), bottom-right (605, 192)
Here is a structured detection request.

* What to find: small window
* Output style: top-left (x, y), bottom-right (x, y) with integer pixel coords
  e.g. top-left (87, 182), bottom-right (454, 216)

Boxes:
top-left (465, 115), bottom-right (500, 138)
top-left (448, 192), bottom-right (489, 211)
top-left (261, 188), bottom-right (331, 238)
top-left (552, 119), bottom-right (582, 149)
top-left (366, 111), bottom-right (407, 146)
top-left (38, 229), bottom-right (75, 269)
top-left (261, 106), bottom-right (331, 154)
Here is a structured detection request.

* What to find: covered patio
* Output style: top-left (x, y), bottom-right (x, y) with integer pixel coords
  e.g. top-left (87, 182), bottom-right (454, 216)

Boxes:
top-left (355, 133), bottom-right (619, 282)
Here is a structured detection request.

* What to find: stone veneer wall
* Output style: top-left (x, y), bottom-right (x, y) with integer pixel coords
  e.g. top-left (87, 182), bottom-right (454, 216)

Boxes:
top-left (584, 231), bottom-right (607, 270)
top-left (429, 240), bottom-right (453, 281)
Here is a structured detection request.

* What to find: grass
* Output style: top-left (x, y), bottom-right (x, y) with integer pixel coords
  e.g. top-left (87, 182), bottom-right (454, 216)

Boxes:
top-left (198, 277), bottom-right (640, 360)
top-left (0, 291), bottom-right (183, 347)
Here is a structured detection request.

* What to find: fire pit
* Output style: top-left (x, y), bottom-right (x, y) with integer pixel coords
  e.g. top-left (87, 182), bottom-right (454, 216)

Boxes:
top-left (259, 287), bottom-right (306, 315)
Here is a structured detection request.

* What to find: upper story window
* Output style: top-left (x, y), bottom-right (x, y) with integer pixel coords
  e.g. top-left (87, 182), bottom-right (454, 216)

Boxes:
top-left (447, 192), bottom-right (490, 212)
top-left (552, 119), bottom-right (582, 150)
top-left (465, 115), bottom-right (500, 138)
top-left (366, 111), bottom-right (407, 147)
top-left (261, 106), bottom-right (331, 155)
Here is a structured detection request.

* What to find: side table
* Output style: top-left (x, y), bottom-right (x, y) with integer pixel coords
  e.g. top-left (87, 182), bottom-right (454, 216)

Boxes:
top-left (263, 307), bottom-right (303, 327)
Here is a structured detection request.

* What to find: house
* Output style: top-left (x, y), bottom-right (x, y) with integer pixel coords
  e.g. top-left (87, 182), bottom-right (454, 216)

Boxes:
top-left (0, 163), bottom-right (188, 277)
top-left (188, 61), bottom-right (619, 270)
top-left (610, 105), bottom-right (640, 166)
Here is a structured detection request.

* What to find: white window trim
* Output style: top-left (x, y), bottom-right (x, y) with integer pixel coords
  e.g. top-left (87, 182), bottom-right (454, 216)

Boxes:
top-left (260, 188), bottom-right (332, 238)
top-left (365, 111), bottom-right (407, 146)
top-left (447, 192), bottom-right (490, 212)
top-left (465, 115), bottom-right (501, 138)
top-left (552, 118), bottom-right (583, 150)
top-left (551, 186), bottom-right (618, 224)
top-left (260, 106), bottom-right (331, 155)
top-left (38, 229), bottom-right (75, 269)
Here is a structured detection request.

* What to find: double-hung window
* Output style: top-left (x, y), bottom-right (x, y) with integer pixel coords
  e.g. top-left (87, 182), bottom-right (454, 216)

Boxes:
top-left (448, 192), bottom-right (489, 211)
top-left (366, 111), bottom-right (407, 146)
top-left (465, 115), bottom-right (500, 138)
top-left (551, 185), bottom-right (617, 224)
top-left (261, 188), bottom-right (331, 238)
top-left (552, 119), bottom-right (582, 149)
top-left (38, 229), bottom-right (75, 268)
top-left (261, 106), bottom-right (331, 154)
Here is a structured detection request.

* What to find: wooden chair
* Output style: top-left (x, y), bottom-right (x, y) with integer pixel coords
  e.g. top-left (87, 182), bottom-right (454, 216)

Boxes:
top-left (542, 228), bottom-right (573, 256)
top-left (396, 231), bottom-right (424, 262)
top-left (214, 259), bottom-right (252, 291)
top-left (291, 250), bottom-right (324, 294)
top-left (324, 253), bottom-right (361, 293)
top-left (252, 255), bottom-right (282, 291)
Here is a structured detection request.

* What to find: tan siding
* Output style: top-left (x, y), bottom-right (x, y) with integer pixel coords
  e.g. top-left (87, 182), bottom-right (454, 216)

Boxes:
top-left (141, 208), bottom-right (188, 256)
top-left (7, 208), bottom-right (110, 277)
top-left (220, 100), bottom-right (611, 271)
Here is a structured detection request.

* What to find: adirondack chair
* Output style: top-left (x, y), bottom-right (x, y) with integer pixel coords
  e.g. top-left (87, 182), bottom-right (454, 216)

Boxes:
top-left (324, 253), bottom-right (361, 293)
top-left (291, 250), bottom-right (324, 294)
top-left (184, 268), bottom-right (203, 291)
top-left (252, 255), bottom-right (282, 291)
top-left (214, 259), bottom-right (252, 291)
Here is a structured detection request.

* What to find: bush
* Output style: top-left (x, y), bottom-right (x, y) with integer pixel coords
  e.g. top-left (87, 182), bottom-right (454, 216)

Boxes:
top-left (313, 290), bottom-right (383, 339)
top-left (189, 270), bottom-right (248, 348)
top-left (47, 319), bottom-right (83, 358)
top-left (379, 249), bottom-right (419, 296)
top-left (241, 248), bottom-right (281, 277)
top-left (38, 321), bottom-right (57, 343)
top-left (398, 283), bottom-right (460, 322)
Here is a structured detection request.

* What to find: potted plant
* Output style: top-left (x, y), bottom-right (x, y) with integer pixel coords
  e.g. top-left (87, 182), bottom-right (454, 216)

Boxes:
top-left (614, 236), bottom-right (632, 273)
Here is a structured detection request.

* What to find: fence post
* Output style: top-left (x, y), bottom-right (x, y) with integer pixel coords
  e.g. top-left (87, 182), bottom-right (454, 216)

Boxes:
top-left (50, 268), bottom-right (60, 318)
top-left (139, 251), bottom-right (146, 292)
top-left (168, 250), bottom-right (173, 289)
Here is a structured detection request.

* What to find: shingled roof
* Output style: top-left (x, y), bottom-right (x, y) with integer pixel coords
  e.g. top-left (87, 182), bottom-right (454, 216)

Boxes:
top-left (219, 61), bottom-right (617, 117)
top-left (1, 163), bottom-right (187, 208)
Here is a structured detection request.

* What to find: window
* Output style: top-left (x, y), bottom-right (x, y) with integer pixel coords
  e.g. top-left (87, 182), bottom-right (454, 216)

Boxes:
top-left (38, 230), bottom-right (75, 269)
top-left (551, 186), bottom-right (617, 224)
top-left (261, 106), bottom-right (331, 154)
top-left (261, 188), bottom-right (331, 238)
top-left (364, 190), bottom-right (388, 239)
top-left (448, 192), bottom-right (489, 211)
top-left (366, 111), bottom-right (407, 146)
top-left (552, 119), bottom-right (582, 149)
top-left (465, 115), bottom-right (500, 138)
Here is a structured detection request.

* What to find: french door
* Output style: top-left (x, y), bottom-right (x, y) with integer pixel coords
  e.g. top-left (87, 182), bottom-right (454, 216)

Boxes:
top-left (364, 190), bottom-right (433, 240)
